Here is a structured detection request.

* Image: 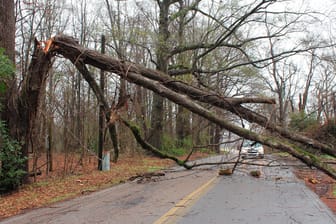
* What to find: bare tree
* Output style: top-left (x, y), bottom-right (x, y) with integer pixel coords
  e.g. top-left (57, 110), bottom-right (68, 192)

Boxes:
top-left (298, 50), bottom-right (317, 112)
top-left (314, 55), bottom-right (336, 122)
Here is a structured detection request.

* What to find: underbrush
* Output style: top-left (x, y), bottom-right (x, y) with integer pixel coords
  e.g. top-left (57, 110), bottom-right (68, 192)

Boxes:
top-left (161, 135), bottom-right (194, 156)
top-left (289, 112), bottom-right (336, 149)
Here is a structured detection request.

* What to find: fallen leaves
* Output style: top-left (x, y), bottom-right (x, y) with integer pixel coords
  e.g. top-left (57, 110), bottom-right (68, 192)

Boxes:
top-left (0, 154), bottom-right (174, 219)
top-left (293, 167), bottom-right (336, 214)
top-left (308, 177), bottom-right (320, 184)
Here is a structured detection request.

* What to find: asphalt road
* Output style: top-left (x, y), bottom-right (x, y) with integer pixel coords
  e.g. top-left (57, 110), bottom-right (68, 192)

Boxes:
top-left (0, 167), bottom-right (216, 224)
top-left (1, 155), bottom-right (336, 224)
top-left (174, 163), bottom-right (336, 224)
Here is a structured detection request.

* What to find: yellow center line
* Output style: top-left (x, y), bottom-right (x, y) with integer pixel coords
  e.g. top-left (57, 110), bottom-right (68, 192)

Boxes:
top-left (153, 176), bottom-right (218, 224)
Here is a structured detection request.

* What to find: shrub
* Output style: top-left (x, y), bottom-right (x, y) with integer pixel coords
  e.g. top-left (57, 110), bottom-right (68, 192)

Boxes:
top-left (0, 48), bottom-right (26, 193)
top-left (289, 111), bottom-right (319, 132)
top-left (0, 48), bottom-right (14, 94)
top-left (161, 134), bottom-right (193, 156)
top-left (322, 120), bottom-right (336, 136)
top-left (0, 120), bottom-right (26, 193)
top-left (313, 119), bottom-right (336, 146)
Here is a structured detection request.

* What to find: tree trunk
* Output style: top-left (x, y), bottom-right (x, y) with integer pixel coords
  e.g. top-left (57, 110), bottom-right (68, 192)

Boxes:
top-left (176, 105), bottom-right (189, 146)
top-left (17, 40), bottom-right (53, 181)
top-left (0, 0), bottom-right (18, 138)
top-left (149, 0), bottom-right (170, 149)
top-left (149, 95), bottom-right (164, 148)
top-left (299, 51), bottom-right (315, 112)
top-left (0, 0), bottom-right (15, 62)
top-left (176, 0), bottom-right (191, 147)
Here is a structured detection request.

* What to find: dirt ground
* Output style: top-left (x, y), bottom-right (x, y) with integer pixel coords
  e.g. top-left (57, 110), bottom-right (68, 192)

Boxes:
top-left (293, 165), bottom-right (336, 213)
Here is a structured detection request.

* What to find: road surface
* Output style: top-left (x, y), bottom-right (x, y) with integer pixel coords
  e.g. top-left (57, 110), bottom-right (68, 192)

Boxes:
top-left (0, 167), bottom-right (215, 224)
top-left (1, 155), bottom-right (336, 224)
top-left (174, 162), bottom-right (336, 223)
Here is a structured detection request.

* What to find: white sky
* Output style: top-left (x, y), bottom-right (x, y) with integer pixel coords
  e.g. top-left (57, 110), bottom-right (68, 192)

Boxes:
top-left (308, 0), bottom-right (335, 11)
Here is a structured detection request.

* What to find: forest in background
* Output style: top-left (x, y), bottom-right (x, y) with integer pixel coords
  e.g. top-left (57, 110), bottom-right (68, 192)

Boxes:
top-left (1, 0), bottom-right (336, 192)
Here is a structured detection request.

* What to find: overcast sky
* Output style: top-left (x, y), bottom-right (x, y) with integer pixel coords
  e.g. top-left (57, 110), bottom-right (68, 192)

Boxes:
top-left (308, 0), bottom-right (335, 11)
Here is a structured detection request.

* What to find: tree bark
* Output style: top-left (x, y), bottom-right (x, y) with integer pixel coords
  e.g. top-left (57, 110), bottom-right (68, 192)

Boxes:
top-left (176, 106), bottom-right (190, 146)
top-left (17, 39), bottom-right (53, 181)
top-left (0, 0), bottom-right (15, 62)
top-left (175, 0), bottom-right (193, 147)
top-left (299, 51), bottom-right (315, 112)
top-left (0, 0), bottom-right (17, 138)
top-left (148, 0), bottom-right (171, 149)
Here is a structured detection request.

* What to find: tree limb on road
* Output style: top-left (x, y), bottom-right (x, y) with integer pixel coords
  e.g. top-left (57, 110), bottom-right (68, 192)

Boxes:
top-left (51, 35), bottom-right (335, 157)
top-left (36, 34), bottom-right (336, 179)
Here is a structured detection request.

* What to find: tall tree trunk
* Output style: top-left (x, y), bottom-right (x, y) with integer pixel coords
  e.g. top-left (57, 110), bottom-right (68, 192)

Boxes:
top-left (176, 106), bottom-right (190, 146)
top-left (0, 0), bottom-right (15, 62)
top-left (16, 40), bottom-right (52, 181)
top-left (149, 0), bottom-right (170, 149)
top-left (0, 0), bottom-right (17, 137)
top-left (175, 0), bottom-right (191, 147)
top-left (150, 95), bottom-right (164, 148)
top-left (299, 51), bottom-right (315, 112)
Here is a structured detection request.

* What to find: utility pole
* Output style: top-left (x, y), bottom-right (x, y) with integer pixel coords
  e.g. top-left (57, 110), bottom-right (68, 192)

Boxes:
top-left (98, 34), bottom-right (106, 170)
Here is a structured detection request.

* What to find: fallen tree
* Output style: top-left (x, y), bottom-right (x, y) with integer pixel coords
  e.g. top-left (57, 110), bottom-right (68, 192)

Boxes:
top-left (34, 35), bottom-right (336, 179)
top-left (50, 35), bottom-right (334, 157)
